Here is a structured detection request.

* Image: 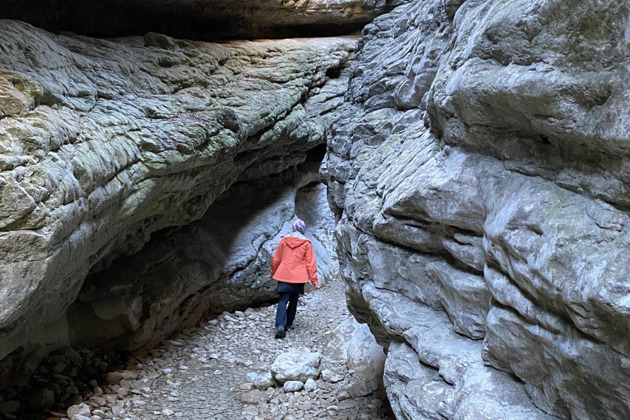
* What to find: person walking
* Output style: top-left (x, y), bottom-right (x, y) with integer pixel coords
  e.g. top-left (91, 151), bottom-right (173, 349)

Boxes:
top-left (270, 218), bottom-right (319, 339)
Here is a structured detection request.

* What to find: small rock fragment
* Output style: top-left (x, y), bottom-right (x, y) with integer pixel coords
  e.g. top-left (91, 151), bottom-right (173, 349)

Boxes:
top-left (283, 381), bottom-right (304, 392)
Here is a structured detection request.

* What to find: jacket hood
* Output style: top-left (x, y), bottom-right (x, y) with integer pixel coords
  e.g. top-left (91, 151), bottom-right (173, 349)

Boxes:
top-left (282, 235), bottom-right (311, 249)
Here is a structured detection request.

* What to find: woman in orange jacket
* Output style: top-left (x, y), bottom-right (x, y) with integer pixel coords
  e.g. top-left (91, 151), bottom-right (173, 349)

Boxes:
top-left (271, 218), bottom-right (319, 339)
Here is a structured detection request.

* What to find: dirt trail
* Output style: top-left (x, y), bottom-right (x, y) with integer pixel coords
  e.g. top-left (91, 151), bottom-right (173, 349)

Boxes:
top-left (89, 278), bottom-right (396, 420)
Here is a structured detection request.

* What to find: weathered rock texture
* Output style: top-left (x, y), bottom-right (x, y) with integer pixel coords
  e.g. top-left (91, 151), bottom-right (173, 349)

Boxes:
top-left (272, 350), bottom-right (322, 384)
top-left (320, 316), bottom-right (386, 397)
top-left (0, 0), bottom-right (404, 39)
top-left (66, 169), bottom-right (339, 354)
top-left (0, 19), bottom-right (352, 386)
top-left (65, 167), bottom-right (338, 350)
top-left (323, 0), bottom-right (630, 419)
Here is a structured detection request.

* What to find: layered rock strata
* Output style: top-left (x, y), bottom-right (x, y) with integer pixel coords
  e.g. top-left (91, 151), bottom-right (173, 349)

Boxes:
top-left (324, 0), bottom-right (630, 419)
top-left (0, 19), bottom-right (353, 385)
top-left (1, 0), bottom-right (403, 39)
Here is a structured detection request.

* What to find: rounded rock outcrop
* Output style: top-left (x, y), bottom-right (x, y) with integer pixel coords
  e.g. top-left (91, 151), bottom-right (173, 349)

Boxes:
top-left (0, 19), bottom-right (353, 387)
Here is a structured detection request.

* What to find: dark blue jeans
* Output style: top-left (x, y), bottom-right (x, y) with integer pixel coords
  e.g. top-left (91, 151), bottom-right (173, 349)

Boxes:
top-left (276, 292), bottom-right (299, 330)
top-left (275, 281), bottom-right (304, 330)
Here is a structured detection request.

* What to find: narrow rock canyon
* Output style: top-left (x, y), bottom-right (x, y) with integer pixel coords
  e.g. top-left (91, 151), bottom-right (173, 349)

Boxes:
top-left (0, 0), bottom-right (629, 419)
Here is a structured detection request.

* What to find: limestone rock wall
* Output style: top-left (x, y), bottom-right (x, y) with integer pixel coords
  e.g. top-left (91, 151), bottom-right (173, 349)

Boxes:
top-left (0, 18), bottom-right (353, 382)
top-left (323, 0), bottom-right (630, 419)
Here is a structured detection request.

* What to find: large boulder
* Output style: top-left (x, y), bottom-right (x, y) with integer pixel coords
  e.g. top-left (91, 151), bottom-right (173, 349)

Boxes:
top-left (321, 316), bottom-right (387, 398)
top-left (0, 19), bottom-right (354, 385)
top-left (321, 317), bottom-right (385, 379)
top-left (323, 0), bottom-right (630, 418)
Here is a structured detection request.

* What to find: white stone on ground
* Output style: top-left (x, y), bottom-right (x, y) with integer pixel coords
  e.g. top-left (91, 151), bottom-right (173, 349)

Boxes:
top-left (271, 350), bottom-right (322, 384)
top-left (283, 381), bottom-right (304, 392)
top-left (66, 402), bottom-right (91, 419)
top-left (247, 371), bottom-right (275, 390)
top-left (304, 378), bottom-right (318, 391)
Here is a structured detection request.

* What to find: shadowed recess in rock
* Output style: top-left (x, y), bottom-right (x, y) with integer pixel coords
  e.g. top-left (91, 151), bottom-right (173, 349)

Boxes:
top-left (0, 161), bottom-right (341, 418)
top-left (0, 0), bottom-right (403, 39)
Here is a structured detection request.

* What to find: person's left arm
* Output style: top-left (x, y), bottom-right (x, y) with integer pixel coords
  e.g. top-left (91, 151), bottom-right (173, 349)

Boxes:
top-left (305, 243), bottom-right (319, 288)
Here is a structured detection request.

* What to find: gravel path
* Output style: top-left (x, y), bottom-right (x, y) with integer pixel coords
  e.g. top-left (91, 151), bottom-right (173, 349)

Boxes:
top-left (77, 278), bottom-right (395, 420)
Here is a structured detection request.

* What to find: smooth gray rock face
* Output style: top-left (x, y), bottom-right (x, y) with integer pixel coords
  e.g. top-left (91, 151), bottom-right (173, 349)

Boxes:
top-left (0, 19), bottom-right (352, 384)
top-left (321, 316), bottom-right (386, 395)
top-left (426, 261), bottom-right (489, 339)
top-left (324, 0), bottom-right (630, 418)
top-left (384, 341), bottom-right (455, 420)
top-left (321, 317), bottom-right (385, 371)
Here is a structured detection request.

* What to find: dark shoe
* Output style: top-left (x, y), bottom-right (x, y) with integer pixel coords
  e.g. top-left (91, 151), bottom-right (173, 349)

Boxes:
top-left (287, 325), bottom-right (295, 331)
top-left (274, 327), bottom-right (286, 339)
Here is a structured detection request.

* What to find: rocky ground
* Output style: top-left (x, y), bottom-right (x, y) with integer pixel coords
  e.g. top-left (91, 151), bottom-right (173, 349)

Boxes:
top-left (2, 277), bottom-right (394, 420)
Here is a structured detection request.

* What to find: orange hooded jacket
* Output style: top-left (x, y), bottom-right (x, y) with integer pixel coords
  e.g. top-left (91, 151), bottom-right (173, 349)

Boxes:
top-left (271, 234), bottom-right (318, 287)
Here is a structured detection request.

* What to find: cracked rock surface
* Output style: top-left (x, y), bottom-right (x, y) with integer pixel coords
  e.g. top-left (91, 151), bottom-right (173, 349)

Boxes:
top-left (323, 0), bottom-right (630, 419)
top-left (66, 170), bottom-right (340, 359)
